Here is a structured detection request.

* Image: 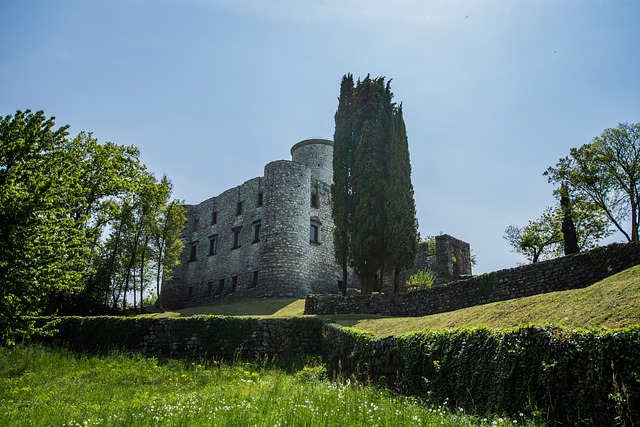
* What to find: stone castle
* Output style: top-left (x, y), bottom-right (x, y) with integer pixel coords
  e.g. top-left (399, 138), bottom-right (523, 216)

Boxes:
top-left (161, 138), bottom-right (471, 309)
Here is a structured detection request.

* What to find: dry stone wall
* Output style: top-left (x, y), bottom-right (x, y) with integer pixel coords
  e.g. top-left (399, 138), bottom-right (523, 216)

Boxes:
top-left (305, 242), bottom-right (640, 316)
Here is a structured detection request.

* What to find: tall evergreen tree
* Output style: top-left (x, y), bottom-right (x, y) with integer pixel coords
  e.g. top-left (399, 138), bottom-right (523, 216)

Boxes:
top-left (559, 184), bottom-right (579, 255)
top-left (331, 74), bottom-right (355, 295)
top-left (331, 75), bottom-right (417, 294)
top-left (385, 105), bottom-right (418, 292)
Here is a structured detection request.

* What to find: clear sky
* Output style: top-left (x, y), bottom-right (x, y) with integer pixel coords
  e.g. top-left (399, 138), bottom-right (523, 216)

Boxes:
top-left (2, 0), bottom-right (639, 274)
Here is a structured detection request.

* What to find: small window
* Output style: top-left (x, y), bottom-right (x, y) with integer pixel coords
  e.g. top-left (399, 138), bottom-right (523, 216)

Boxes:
top-left (189, 243), bottom-right (197, 261)
top-left (250, 271), bottom-right (259, 288)
top-left (236, 202), bottom-right (243, 216)
top-left (232, 227), bottom-right (242, 249)
top-left (211, 211), bottom-right (218, 225)
top-left (311, 193), bottom-right (320, 208)
top-left (206, 281), bottom-right (213, 296)
top-left (253, 223), bottom-right (261, 243)
top-left (310, 223), bottom-right (320, 243)
top-left (257, 192), bottom-right (264, 207)
top-left (193, 217), bottom-right (200, 231)
top-left (231, 275), bottom-right (238, 293)
top-left (187, 286), bottom-right (193, 300)
top-left (208, 235), bottom-right (218, 255)
top-left (217, 279), bottom-right (224, 295)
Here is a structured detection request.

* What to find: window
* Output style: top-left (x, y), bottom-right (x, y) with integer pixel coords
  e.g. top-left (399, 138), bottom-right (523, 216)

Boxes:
top-left (310, 223), bottom-right (320, 243)
top-left (311, 193), bottom-right (320, 208)
top-left (193, 217), bottom-right (200, 231)
top-left (250, 270), bottom-right (259, 288)
top-left (187, 286), bottom-right (193, 300)
top-left (232, 227), bottom-right (242, 249)
top-left (236, 202), bottom-right (243, 216)
top-left (189, 243), bottom-right (197, 261)
top-left (217, 279), bottom-right (224, 295)
top-left (211, 211), bottom-right (218, 225)
top-left (253, 222), bottom-right (261, 243)
top-left (231, 275), bottom-right (238, 293)
top-left (257, 192), bottom-right (264, 207)
top-left (208, 235), bottom-right (218, 255)
top-left (206, 281), bottom-right (213, 296)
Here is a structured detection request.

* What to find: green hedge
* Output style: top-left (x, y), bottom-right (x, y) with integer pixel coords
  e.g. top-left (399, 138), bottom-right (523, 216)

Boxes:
top-left (325, 324), bottom-right (640, 426)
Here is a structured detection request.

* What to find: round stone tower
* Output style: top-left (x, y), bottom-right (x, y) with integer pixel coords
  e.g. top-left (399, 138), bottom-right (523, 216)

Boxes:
top-left (291, 138), bottom-right (333, 184)
top-left (258, 159), bottom-right (312, 297)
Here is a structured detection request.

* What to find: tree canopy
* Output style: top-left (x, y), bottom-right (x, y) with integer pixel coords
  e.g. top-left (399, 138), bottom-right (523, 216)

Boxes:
top-left (0, 110), bottom-right (184, 345)
top-left (546, 122), bottom-right (640, 242)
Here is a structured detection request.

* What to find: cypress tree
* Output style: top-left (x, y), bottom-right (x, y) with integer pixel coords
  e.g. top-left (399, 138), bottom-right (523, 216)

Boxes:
top-left (331, 75), bottom-right (417, 294)
top-left (331, 74), bottom-right (355, 295)
top-left (559, 184), bottom-right (580, 255)
top-left (385, 105), bottom-right (418, 292)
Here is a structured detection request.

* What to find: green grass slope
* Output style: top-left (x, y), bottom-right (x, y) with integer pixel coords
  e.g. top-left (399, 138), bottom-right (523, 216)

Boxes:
top-left (149, 265), bottom-right (640, 336)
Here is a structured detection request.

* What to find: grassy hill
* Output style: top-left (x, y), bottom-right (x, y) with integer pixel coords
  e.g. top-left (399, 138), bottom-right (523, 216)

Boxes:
top-left (149, 264), bottom-right (640, 336)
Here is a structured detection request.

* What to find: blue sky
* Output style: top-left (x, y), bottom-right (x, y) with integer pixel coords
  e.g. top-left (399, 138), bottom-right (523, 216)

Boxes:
top-left (2, 0), bottom-right (639, 274)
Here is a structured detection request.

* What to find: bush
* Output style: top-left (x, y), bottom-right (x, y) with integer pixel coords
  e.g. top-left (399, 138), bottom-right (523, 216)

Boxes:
top-left (405, 269), bottom-right (435, 290)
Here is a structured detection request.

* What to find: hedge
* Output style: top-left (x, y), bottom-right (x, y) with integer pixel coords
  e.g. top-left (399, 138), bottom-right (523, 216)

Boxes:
top-left (324, 324), bottom-right (640, 426)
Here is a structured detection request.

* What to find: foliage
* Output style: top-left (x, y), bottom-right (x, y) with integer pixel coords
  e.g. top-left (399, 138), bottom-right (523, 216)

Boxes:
top-left (331, 75), bottom-right (418, 294)
top-left (405, 269), bottom-right (435, 290)
top-left (332, 74), bottom-right (356, 295)
top-left (546, 122), bottom-right (640, 242)
top-left (0, 345), bottom-right (534, 427)
top-left (385, 105), bottom-right (419, 291)
top-left (0, 111), bottom-right (86, 345)
top-left (504, 207), bottom-right (563, 263)
top-left (0, 109), bottom-right (184, 342)
top-left (327, 324), bottom-right (640, 426)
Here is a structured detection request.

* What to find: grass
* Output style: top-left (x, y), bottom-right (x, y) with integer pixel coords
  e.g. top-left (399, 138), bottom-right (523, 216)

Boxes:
top-left (148, 265), bottom-right (640, 337)
top-left (0, 345), bottom-right (540, 427)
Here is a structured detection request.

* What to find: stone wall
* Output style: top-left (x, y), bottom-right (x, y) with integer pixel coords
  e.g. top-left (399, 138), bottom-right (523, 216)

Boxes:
top-left (305, 242), bottom-right (640, 316)
top-left (42, 316), bottom-right (325, 360)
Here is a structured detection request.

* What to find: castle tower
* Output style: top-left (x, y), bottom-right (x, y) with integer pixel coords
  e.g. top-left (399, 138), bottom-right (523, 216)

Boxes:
top-left (258, 159), bottom-right (313, 297)
top-left (290, 138), bottom-right (333, 184)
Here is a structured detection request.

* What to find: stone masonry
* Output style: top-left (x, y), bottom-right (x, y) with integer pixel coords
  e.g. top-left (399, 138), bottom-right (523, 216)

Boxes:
top-left (161, 139), bottom-right (342, 308)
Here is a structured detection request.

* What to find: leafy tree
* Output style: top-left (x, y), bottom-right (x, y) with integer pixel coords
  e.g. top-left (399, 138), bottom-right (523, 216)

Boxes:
top-left (153, 197), bottom-right (186, 311)
top-left (504, 208), bottom-right (563, 263)
top-left (0, 111), bottom-right (86, 344)
top-left (546, 122), bottom-right (640, 242)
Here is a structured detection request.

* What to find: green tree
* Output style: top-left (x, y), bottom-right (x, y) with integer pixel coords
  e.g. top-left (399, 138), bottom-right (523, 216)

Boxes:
top-left (153, 197), bottom-right (186, 311)
top-left (546, 122), bottom-right (640, 242)
top-left (331, 74), bottom-right (355, 296)
top-left (331, 75), bottom-right (417, 294)
top-left (0, 111), bottom-right (86, 344)
top-left (504, 208), bottom-right (563, 263)
top-left (385, 105), bottom-right (418, 293)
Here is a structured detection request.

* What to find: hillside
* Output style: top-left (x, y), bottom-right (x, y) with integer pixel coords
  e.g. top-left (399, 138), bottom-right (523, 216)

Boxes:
top-left (151, 265), bottom-right (640, 336)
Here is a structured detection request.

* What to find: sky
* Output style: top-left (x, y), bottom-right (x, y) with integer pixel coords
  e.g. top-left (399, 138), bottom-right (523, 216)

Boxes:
top-left (1, 0), bottom-right (639, 274)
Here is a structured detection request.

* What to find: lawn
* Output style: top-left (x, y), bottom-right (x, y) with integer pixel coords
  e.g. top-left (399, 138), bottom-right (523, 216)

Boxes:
top-left (0, 345), bottom-right (539, 427)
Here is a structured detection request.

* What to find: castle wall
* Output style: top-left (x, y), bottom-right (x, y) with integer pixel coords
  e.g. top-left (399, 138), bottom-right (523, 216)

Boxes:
top-left (161, 138), bottom-right (341, 308)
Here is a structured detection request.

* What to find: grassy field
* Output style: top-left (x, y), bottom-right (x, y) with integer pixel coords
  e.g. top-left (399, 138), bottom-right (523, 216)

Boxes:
top-left (148, 264), bottom-right (640, 336)
top-left (0, 345), bottom-right (539, 427)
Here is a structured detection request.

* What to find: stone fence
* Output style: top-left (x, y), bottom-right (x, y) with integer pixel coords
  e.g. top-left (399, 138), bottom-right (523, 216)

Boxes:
top-left (305, 242), bottom-right (640, 316)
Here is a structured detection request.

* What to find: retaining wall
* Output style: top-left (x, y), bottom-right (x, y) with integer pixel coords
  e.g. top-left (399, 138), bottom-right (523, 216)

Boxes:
top-left (305, 242), bottom-right (640, 316)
